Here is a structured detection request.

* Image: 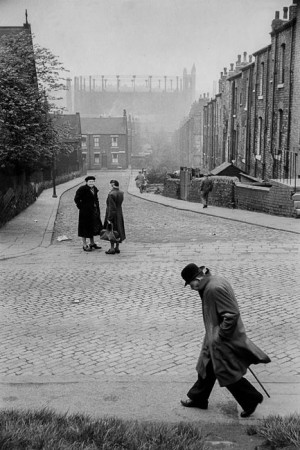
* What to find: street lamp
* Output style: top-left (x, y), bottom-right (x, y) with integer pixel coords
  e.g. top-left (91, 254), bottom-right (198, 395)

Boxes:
top-left (52, 150), bottom-right (57, 198)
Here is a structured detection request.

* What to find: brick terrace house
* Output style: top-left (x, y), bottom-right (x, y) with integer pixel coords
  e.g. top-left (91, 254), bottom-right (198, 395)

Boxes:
top-left (51, 113), bottom-right (84, 176)
top-left (81, 111), bottom-right (128, 170)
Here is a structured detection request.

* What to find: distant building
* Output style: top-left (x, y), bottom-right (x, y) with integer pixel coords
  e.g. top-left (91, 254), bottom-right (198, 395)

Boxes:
top-left (66, 67), bottom-right (196, 132)
top-left (174, 94), bottom-right (209, 169)
top-left (201, 0), bottom-right (300, 181)
top-left (81, 111), bottom-right (128, 170)
top-left (51, 113), bottom-right (83, 175)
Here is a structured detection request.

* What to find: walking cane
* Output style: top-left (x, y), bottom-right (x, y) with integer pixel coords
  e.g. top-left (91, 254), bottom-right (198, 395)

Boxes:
top-left (249, 367), bottom-right (271, 398)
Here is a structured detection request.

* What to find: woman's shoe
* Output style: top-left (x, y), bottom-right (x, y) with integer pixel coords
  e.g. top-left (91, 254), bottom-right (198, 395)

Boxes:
top-left (105, 249), bottom-right (115, 254)
top-left (90, 243), bottom-right (102, 249)
top-left (83, 245), bottom-right (92, 252)
top-left (115, 248), bottom-right (120, 254)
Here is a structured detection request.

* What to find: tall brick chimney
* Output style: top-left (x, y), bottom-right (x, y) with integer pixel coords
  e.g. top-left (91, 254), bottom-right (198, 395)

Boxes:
top-left (272, 10), bottom-right (285, 31)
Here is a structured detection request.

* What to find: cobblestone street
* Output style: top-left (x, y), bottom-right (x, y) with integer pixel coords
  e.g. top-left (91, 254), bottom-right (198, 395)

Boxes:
top-left (1, 171), bottom-right (299, 382)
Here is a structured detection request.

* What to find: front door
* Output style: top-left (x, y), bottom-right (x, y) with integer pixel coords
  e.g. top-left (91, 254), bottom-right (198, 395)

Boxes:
top-left (101, 153), bottom-right (107, 168)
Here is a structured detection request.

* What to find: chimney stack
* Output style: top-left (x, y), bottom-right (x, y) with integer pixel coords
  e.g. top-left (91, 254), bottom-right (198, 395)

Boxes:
top-left (243, 51), bottom-right (247, 63)
top-left (283, 7), bottom-right (288, 19)
top-left (249, 55), bottom-right (253, 63)
top-left (275, 11), bottom-right (280, 19)
top-left (224, 67), bottom-right (227, 75)
top-left (230, 63), bottom-right (234, 72)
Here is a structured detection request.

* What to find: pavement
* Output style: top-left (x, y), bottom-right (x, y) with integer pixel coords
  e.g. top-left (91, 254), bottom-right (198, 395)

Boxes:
top-left (0, 170), bottom-right (300, 432)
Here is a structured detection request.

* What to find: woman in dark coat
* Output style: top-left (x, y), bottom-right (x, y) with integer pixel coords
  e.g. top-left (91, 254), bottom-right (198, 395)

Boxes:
top-left (103, 179), bottom-right (126, 254)
top-left (74, 176), bottom-right (103, 252)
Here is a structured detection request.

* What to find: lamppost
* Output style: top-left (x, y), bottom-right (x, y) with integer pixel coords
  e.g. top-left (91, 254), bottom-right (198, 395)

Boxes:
top-left (52, 150), bottom-right (57, 198)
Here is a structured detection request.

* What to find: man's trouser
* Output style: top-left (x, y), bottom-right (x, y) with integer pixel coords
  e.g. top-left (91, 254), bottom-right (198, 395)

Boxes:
top-left (187, 360), bottom-right (262, 411)
top-left (201, 192), bottom-right (209, 206)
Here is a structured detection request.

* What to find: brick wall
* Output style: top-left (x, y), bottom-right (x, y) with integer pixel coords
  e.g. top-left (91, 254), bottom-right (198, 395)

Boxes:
top-left (163, 176), bottom-right (296, 217)
top-left (235, 180), bottom-right (295, 217)
top-left (187, 177), bottom-right (237, 207)
top-left (163, 179), bottom-right (180, 199)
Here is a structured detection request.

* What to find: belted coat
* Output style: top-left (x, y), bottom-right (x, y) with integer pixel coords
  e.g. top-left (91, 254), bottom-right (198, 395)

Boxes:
top-left (196, 274), bottom-right (271, 387)
top-left (104, 187), bottom-right (126, 242)
top-left (74, 184), bottom-right (102, 238)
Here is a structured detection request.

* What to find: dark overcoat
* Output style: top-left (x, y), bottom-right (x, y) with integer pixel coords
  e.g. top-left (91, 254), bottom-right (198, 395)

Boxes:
top-left (200, 177), bottom-right (213, 194)
top-left (196, 274), bottom-right (271, 387)
top-left (74, 185), bottom-right (102, 238)
top-left (104, 188), bottom-right (126, 242)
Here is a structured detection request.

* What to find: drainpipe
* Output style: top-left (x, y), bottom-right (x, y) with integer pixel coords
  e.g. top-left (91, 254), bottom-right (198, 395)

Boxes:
top-left (263, 47), bottom-right (271, 180)
top-left (253, 59), bottom-right (259, 177)
top-left (270, 33), bottom-right (278, 178)
top-left (286, 21), bottom-right (295, 183)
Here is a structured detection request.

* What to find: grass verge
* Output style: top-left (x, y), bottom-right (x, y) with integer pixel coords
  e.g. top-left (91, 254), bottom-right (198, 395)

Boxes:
top-left (0, 408), bottom-right (206, 449)
top-left (248, 413), bottom-right (300, 448)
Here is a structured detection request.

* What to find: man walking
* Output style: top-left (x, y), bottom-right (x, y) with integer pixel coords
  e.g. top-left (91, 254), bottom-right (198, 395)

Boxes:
top-left (180, 263), bottom-right (271, 418)
top-left (200, 175), bottom-right (213, 208)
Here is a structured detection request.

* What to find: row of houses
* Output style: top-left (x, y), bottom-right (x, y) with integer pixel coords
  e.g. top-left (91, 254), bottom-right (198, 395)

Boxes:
top-left (175, 0), bottom-right (300, 184)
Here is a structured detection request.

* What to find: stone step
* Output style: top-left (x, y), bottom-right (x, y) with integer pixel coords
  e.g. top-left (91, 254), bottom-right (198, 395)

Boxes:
top-left (294, 201), bottom-right (300, 209)
top-left (292, 193), bottom-right (300, 201)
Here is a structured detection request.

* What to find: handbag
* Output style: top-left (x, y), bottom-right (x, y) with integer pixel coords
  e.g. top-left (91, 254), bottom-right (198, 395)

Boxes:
top-left (100, 223), bottom-right (120, 243)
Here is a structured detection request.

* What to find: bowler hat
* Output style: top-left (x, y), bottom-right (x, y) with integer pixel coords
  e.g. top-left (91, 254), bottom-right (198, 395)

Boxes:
top-left (85, 176), bottom-right (96, 182)
top-left (181, 263), bottom-right (202, 287)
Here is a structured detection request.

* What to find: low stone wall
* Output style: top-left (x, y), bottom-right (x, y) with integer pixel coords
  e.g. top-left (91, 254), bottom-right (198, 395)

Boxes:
top-left (235, 180), bottom-right (295, 217)
top-left (163, 176), bottom-right (296, 217)
top-left (163, 178), bottom-right (180, 199)
top-left (188, 177), bottom-right (237, 208)
top-left (0, 170), bottom-right (83, 228)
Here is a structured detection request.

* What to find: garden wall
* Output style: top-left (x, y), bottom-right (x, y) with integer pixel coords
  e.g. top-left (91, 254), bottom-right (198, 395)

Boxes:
top-left (163, 176), bottom-right (296, 217)
top-left (0, 170), bottom-right (83, 228)
top-left (235, 180), bottom-right (295, 217)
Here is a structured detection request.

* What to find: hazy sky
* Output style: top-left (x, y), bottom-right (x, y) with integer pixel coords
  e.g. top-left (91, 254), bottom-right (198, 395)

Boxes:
top-left (1, 0), bottom-right (289, 95)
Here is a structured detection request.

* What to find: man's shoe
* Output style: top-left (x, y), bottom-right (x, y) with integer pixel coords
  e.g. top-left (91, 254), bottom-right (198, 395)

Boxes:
top-left (105, 249), bottom-right (115, 254)
top-left (240, 394), bottom-right (263, 418)
top-left (180, 399), bottom-right (208, 409)
top-left (83, 245), bottom-right (92, 252)
top-left (203, 205), bottom-right (208, 208)
top-left (115, 248), bottom-right (120, 254)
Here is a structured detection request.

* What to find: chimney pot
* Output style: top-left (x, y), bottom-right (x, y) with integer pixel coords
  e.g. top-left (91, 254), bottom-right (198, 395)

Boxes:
top-left (224, 67), bottom-right (227, 75)
top-left (230, 63), bottom-right (234, 71)
top-left (283, 7), bottom-right (288, 19)
top-left (220, 71), bottom-right (223, 77)
top-left (238, 54), bottom-right (241, 63)
top-left (243, 51), bottom-right (247, 62)
top-left (275, 11), bottom-right (280, 19)
top-left (249, 55), bottom-right (253, 63)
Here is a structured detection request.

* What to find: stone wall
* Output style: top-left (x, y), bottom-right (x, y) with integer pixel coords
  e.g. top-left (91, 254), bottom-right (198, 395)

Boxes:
top-left (188, 176), bottom-right (237, 208)
top-left (0, 170), bottom-right (83, 228)
top-left (235, 180), bottom-right (295, 217)
top-left (163, 176), bottom-right (296, 217)
top-left (163, 179), bottom-right (180, 199)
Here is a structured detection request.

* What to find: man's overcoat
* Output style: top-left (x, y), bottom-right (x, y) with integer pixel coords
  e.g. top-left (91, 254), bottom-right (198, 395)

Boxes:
top-left (104, 188), bottom-right (126, 242)
top-left (196, 275), bottom-right (271, 387)
top-left (74, 185), bottom-right (102, 238)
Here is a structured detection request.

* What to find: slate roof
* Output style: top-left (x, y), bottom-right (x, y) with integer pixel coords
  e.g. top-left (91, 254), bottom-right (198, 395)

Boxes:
top-left (210, 162), bottom-right (232, 175)
top-left (51, 113), bottom-right (82, 141)
top-left (81, 117), bottom-right (126, 135)
top-left (0, 25), bottom-right (30, 39)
